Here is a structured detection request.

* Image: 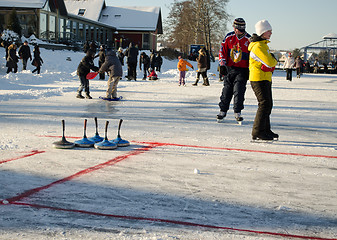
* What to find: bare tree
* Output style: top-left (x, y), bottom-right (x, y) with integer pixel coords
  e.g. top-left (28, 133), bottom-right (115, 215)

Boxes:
top-left (165, 0), bottom-right (229, 57)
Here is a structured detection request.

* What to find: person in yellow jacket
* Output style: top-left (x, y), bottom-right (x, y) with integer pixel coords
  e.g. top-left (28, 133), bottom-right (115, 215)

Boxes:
top-left (177, 56), bottom-right (194, 86)
top-left (248, 20), bottom-right (278, 141)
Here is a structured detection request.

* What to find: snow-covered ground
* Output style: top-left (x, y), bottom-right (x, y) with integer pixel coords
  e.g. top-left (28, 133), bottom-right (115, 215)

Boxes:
top-left (0, 46), bottom-right (336, 240)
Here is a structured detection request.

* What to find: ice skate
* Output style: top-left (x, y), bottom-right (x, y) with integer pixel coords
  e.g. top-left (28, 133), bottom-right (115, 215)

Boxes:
top-left (234, 112), bottom-right (243, 124)
top-left (217, 111), bottom-right (226, 123)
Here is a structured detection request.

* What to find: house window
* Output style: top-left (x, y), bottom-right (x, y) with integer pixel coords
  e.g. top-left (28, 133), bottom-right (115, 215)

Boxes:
top-left (39, 13), bottom-right (47, 39)
top-left (114, 15), bottom-right (121, 18)
top-left (78, 9), bottom-right (86, 16)
top-left (143, 34), bottom-right (150, 49)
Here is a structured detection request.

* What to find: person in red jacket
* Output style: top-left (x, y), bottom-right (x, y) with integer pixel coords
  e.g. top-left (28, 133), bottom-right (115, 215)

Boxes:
top-left (147, 68), bottom-right (158, 80)
top-left (217, 18), bottom-right (251, 123)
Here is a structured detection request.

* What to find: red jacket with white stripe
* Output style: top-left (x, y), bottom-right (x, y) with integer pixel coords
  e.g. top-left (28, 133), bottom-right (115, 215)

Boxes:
top-left (219, 31), bottom-right (251, 68)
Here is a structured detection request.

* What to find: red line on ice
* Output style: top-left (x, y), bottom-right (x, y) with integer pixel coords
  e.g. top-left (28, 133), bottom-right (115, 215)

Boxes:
top-left (40, 135), bottom-right (337, 159)
top-left (0, 150), bottom-right (45, 165)
top-left (9, 202), bottom-right (336, 240)
top-left (135, 141), bottom-right (337, 159)
top-left (4, 144), bottom-right (159, 204)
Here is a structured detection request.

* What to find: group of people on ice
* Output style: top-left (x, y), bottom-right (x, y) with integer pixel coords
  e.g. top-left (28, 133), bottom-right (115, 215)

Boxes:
top-left (2, 40), bottom-right (43, 74)
top-left (78, 17), bottom-right (280, 141)
top-left (76, 42), bottom-right (163, 100)
top-left (283, 53), bottom-right (305, 80)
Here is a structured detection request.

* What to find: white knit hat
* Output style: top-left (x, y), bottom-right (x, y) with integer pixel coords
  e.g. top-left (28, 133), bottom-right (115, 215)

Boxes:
top-left (255, 20), bottom-right (272, 36)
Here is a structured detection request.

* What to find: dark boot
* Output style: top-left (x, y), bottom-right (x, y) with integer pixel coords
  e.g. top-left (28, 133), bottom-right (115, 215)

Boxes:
top-left (203, 78), bottom-right (210, 86)
top-left (85, 93), bottom-right (92, 99)
top-left (76, 91), bottom-right (84, 99)
top-left (192, 78), bottom-right (199, 86)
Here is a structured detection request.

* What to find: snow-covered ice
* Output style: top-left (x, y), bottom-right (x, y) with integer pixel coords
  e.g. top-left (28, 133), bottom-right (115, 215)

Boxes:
top-left (0, 47), bottom-right (336, 240)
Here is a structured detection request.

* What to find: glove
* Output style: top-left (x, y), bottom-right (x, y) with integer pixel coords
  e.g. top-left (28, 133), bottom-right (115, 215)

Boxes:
top-left (219, 66), bottom-right (228, 76)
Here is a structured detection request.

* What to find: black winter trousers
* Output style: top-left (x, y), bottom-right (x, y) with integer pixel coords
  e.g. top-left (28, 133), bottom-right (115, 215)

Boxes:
top-left (286, 68), bottom-right (292, 81)
top-left (32, 65), bottom-right (41, 74)
top-left (22, 58), bottom-right (29, 70)
top-left (127, 62), bottom-right (137, 80)
top-left (250, 80), bottom-right (273, 137)
top-left (219, 67), bottom-right (248, 113)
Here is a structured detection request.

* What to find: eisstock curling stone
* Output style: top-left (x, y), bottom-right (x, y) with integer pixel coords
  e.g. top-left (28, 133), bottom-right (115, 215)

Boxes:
top-left (88, 117), bottom-right (104, 143)
top-left (74, 119), bottom-right (95, 148)
top-left (52, 120), bottom-right (75, 149)
top-left (94, 121), bottom-right (117, 150)
top-left (110, 119), bottom-right (130, 147)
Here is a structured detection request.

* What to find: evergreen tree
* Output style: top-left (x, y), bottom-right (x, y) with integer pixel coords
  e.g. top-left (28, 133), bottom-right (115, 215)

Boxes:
top-left (7, 8), bottom-right (22, 37)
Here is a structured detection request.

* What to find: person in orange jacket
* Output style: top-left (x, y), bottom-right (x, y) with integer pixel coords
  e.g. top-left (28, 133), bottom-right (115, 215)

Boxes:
top-left (177, 56), bottom-right (194, 86)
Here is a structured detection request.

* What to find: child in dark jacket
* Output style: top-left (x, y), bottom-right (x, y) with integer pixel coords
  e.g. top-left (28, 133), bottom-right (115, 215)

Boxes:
top-left (76, 50), bottom-right (99, 99)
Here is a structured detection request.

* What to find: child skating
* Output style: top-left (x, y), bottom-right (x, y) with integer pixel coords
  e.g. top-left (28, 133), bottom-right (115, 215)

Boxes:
top-left (177, 56), bottom-right (193, 86)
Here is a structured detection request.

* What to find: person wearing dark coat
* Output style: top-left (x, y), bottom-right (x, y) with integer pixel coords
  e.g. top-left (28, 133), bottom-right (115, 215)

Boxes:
top-left (139, 52), bottom-right (150, 80)
top-left (76, 50), bottom-right (99, 99)
top-left (155, 53), bottom-right (163, 72)
top-left (18, 40), bottom-right (32, 70)
top-left (204, 47), bottom-right (211, 71)
top-left (124, 42), bottom-right (139, 80)
top-left (96, 45), bottom-right (106, 80)
top-left (32, 45), bottom-right (43, 74)
top-left (98, 48), bottom-right (123, 99)
top-left (149, 50), bottom-right (156, 70)
top-left (193, 48), bottom-right (209, 86)
top-left (6, 43), bottom-right (19, 73)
